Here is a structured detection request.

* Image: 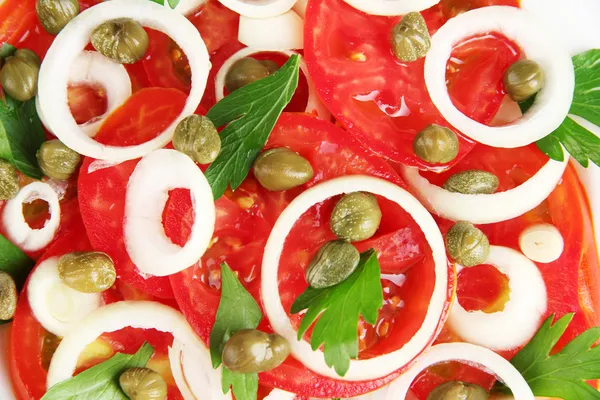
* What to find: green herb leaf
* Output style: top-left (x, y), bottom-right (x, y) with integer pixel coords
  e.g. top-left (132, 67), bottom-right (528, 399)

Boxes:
top-left (291, 249), bottom-right (383, 377)
top-left (205, 55), bottom-right (300, 199)
top-left (222, 368), bottom-right (259, 400)
top-left (42, 342), bottom-right (154, 400)
top-left (0, 94), bottom-right (46, 178)
top-left (495, 314), bottom-right (600, 400)
top-left (0, 44), bottom-right (16, 59)
top-left (167, 0), bottom-right (180, 8)
top-left (570, 49), bottom-right (600, 127)
top-left (0, 233), bottom-right (34, 289)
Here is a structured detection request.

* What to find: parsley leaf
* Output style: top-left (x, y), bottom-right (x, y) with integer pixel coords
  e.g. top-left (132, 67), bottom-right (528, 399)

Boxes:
top-left (205, 55), bottom-right (300, 199)
top-left (0, 44), bottom-right (16, 59)
top-left (570, 49), bottom-right (600, 127)
top-left (222, 368), bottom-right (259, 400)
top-left (291, 250), bottom-right (383, 377)
top-left (147, 0), bottom-right (180, 8)
top-left (0, 232), bottom-right (34, 289)
top-left (495, 314), bottom-right (600, 400)
top-left (42, 342), bottom-right (154, 400)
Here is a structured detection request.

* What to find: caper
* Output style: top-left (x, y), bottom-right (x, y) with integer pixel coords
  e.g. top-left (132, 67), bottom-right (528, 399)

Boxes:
top-left (330, 192), bottom-right (382, 242)
top-left (173, 115), bottom-right (221, 164)
top-left (225, 57), bottom-right (279, 93)
top-left (36, 139), bottom-right (81, 180)
top-left (427, 381), bottom-right (489, 400)
top-left (253, 147), bottom-right (314, 191)
top-left (36, 0), bottom-right (80, 35)
top-left (305, 240), bottom-right (360, 289)
top-left (0, 49), bottom-right (41, 102)
top-left (413, 124), bottom-right (459, 164)
top-left (442, 170), bottom-right (499, 195)
top-left (222, 329), bottom-right (291, 374)
top-left (91, 18), bottom-right (149, 64)
top-left (0, 271), bottom-right (17, 320)
top-left (445, 222), bottom-right (490, 267)
top-left (0, 159), bottom-right (19, 201)
top-left (57, 251), bottom-right (116, 293)
top-left (120, 367), bottom-right (167, 400)
top-left (391, 12), bottom-right (431, 62)
top-left (504, 59), bottom-right (545, 103)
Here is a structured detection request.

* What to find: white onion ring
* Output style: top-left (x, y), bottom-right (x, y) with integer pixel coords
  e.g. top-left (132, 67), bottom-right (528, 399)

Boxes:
top-left (425, 6), bottom-right (574, 148)
top-left (399, 153), bottom-right (568, 224)
top-left (219, 0), bottom-right (295, 18)
top-left (292, 0), bottom-right (308, 18)
top-left (238, 11), bottom-right (303, 51)
top-left (2, 182), bottom-right (61, 252)
top-left (36, 51), bottom-right (132, 138)
top-left (214, 47), bottom-right (330, 119)
top-left (385, 343), bottom-right (535, 400)
top-left (124, 149), bottom-right (215, 277)
top-left (448, 246), bottom-right (547, 351)
top-left (37, 0), bottom-right (210, 162)
top-left (342, 0), bottom-right (440, 16)
top-left (166, 0), bottom-right (207, 15)
top-left (261, 175), bottom-right (448, 381)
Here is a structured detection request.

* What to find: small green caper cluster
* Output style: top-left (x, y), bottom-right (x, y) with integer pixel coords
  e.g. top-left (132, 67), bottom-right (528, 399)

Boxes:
top-left (427, 381), bottom-right (490, 400)
top-left (222, 329), bottom-right (291, 373)
top-left (0, 271), bottom-right (17, 321)
top-left (0, 159), bottom-right (19, 201)
top-left (91, 18), bottom-right (149, 64)
top-left (57, 251), bottom-right (116, 293)
top-left (391, 12), bottom-right (431, 62)
top-left (37, 139), bottom-right (81, 180)
top-left (413, 124), bottom-right (459, 165)
top-left (504, 59), bottom-right (545, 103)
top-left (225, 57), bottom-right (279, 93)
top-left (443, 170), bottom-right (499, 195)
top-left (0, 49), bottom-right (41, 101)
top-left (253, 147), bottom-right (314, 191)
top-left (445, 221), bottom-right (490, 267)
top-left (120, 367), bottom-right (167, 400)
top-left (305, 240), bottom-right (360, 289)
top-left (36, 0), bottom-right (80, 35)
top-left (173, 115), bottom-right (221, 164)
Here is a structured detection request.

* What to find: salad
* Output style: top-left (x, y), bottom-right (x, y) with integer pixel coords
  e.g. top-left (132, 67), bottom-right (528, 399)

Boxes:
top-left (0, 0), bottom-right (599, 399)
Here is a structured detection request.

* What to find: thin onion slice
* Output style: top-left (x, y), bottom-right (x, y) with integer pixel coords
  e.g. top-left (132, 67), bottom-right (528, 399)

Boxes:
top-left (2, 182), bottom-right (61, 252)
top-left (214, 47), bottom-right (330, 118)
top-left (449, 246), bottom-right (547, 351)
top-left (219, 0), bottom-right (295, 18)
top-left (292, 0), bottom-right (308, 18)
top-left (399, 153), bottom-right (568, 224)
top-left (385, 343), bottom-right (535, 400)
top-left (166, 0), bottom-right (207, 15)
top-left (425, 6), bottom-right (574, 148)
top-left (261, 175), bottom-right (448, 381)
top-left (124, 149), bottom-right (215, 277)
top-left (342, 0), bottom-right (440, 16)
top-left (238, 11), bottom-right (303, 51)
top-left (37, 0), bottom-right (210, 161)
top-left (36, 51), bottom-right (132, 138)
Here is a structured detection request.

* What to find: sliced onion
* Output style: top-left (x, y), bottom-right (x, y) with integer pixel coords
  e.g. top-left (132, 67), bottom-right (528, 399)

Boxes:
top-left (166, 0), bottom-right (207, 15)
top-left (342, 0), bottom-right (440, 16)
top-left (261, 175), bottom-right (448, 381)
top-left (87, 159), bottom-right (123, 174)
top-left (399, 153), bottom-right (568, 224)
top-left (37, 0), bottom-right (210, 161)
top-left (238, 11), bottom-right (303, 51)
top-left (448, 246), bottom-right (547, 351)
top-left (424, 6), bottom-right (574, 148)
top-left (36, 50), bottom-right (132, 138)
top-left (47, 301), bottom-right (206, 388)
top-left (214, 47), bottom-right (330, 119)
top-left (264, 390), bottom-right (297, 400)
top-left (292, 0), bottom-right (308, 18)
top-left (124, 149), bottom-right (215, 277)
top-left (2, 182), bottom-right (61, 251)
top-left (27, 257), bottom-right (102, 337)
top-left (385, 343), bottom-right (535, 400)
top-left (219, 0), bottom-right (295, 18)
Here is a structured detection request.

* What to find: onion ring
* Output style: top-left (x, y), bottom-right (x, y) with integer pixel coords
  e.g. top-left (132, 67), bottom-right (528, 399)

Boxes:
top-left (342, 0), bottom-right (441, 16)
top-left (218, 0), bottom-right (295, 18)
top-left (238, 11), bottom-right (303, 51)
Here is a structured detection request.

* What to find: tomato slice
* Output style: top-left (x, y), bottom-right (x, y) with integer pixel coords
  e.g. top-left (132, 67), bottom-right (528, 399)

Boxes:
top-left (187, 0), bottom-right (239, 55)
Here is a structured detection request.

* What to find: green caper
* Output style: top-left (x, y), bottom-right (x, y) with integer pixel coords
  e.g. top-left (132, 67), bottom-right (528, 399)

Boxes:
top-left (225, 57), bottom-right (279, 93)
top-left (427, 381), bottom-right (489, 400)
top-left (504, 59), bottom-right (545, 103)
top-left (305, 240), bottom-right (360, 289)
top-left (0, 159), bottom-right (19, 201)
top-left (413, 124), bottom-right (459, 164)
top-left (0, 49), bottom-right (41, 102)
top-left (330, 192), bottom-right (382, 242)
top-left (120, 367), bottom-right (167, 400)
top-left (91, 18), bottom-right (149, 64)
top-left (36, 0), bottom-right (80, 35)
top-left (173, 115), bottom-right (221, 164)
top-left (36, 139), bottom-right (81, 180)
top-left (442, 170), bottom-right (499, 195)
top-left (57, 252), bottom-right (116, 293)
top-left (0, 271), bottom-right (17, 320)
top-left (222, 329), bottom-right (291, 374)
top-left (253, 147), bottom-right (314, 191)
top-left (445, 222), bottom-right (490, 267)
top-left (391, 12), bottom-right (431, 62)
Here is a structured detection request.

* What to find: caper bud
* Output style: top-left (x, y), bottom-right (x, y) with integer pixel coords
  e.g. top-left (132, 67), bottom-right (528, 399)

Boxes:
top-left (0, 159), bottom-right (19, 201)
top-left (442, 170), bottom-right (499, 195)
top-left (120, 367), bottom-right (167, 400)
top-left (36, 140), bottom-right (81, 180)
top-left (0, 49), bottom-right (41, 102)
top-left (445, 222), bottom-right (490, 267)
top-left (36, 0), bottom-right (80, 35)
top-left (413, 124), bottom-right (459, 164)
top-left (504, 59), bottom-right (545, 103)
top-left (225, 57), bottom-right (279, 93)
top-left (330, 192), bottom-right (382, 242)
top-left (427, 381), bottom-right (489, 400)
top-left (57, 251), bottom-right (116, 293)
top-left (391, 12), bottom-right (431, 62)
top-left (305, 240), bottom-right (360, 289)
top-left (253, 147), bottom-right (314, 191)
top-left (173, 115), bottom-right (221, 164)
top-left (0, 271), bottom-right (17, 320)
top-left (222, 329), bottom-right (291, 374)
top-left (91, 18), bottom-right (149, 64)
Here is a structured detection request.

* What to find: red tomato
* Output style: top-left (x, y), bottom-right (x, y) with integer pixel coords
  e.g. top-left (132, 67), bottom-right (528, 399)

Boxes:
top-left (187, 0), bottom-right (239, 55)
top-left (142, 29), bottom-right (192, 94)
top-left (67, 83), bottom-right (108, 125)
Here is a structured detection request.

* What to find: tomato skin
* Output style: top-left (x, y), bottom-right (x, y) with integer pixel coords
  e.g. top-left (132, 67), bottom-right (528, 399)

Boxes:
top-left (188, 0), bottom-right (239, 54)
